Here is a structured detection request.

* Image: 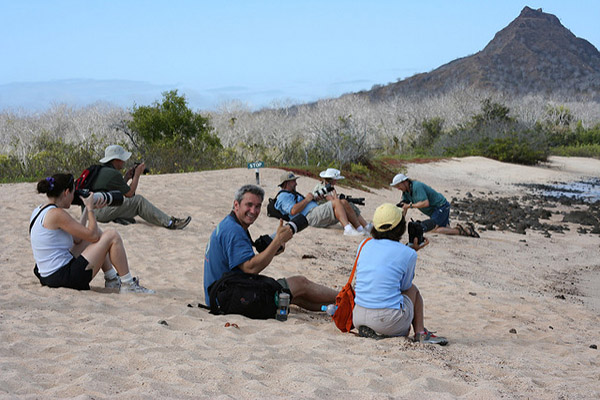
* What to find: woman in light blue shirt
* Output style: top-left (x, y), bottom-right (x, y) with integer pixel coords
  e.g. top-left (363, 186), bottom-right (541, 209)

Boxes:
top-left (353, 203), bottom-right (447, 345)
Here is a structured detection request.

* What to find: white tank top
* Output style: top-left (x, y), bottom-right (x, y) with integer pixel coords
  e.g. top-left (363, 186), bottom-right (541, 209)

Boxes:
top-left (30, 205), bottom-right (74, 277)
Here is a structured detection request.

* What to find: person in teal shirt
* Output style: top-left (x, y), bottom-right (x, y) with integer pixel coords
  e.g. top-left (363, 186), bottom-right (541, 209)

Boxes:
top-left (390, 173), bottom-right (479, 237)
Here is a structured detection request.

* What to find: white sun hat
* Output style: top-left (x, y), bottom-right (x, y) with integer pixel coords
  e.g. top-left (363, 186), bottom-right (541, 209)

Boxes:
top-left (390, 173), bottom-right (409, 186)
top-left (99, 145), bottom-right (132, 163)
top-left (319, 168), bottom-right (345, 180)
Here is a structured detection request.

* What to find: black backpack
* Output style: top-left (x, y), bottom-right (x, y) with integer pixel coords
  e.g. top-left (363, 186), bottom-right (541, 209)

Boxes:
top-left (266, 190), bottom-right (301, 221)
top-left (207, 271), bottom-right (289, 319)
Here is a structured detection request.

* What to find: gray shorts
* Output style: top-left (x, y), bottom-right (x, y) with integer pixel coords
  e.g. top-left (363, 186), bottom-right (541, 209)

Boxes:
top-left (306, 202), bottom-right (338, 228)
top-left (352, 295), bottom-right (414, 336)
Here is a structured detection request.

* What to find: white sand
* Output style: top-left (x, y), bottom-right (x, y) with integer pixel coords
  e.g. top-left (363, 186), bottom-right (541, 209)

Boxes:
top-left (1, 156), bottom-right (599, 399)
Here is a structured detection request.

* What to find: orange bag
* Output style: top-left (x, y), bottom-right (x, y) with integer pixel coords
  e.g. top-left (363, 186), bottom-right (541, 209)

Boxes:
top-left (332, 238), bottom-right (372, 332)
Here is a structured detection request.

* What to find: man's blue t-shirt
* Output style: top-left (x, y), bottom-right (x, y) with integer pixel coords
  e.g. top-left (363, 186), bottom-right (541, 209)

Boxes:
top-left (203, 213), bottom-right (256, 304)
top-left (402, 181), bottom-right (447, 217)
top-left (275, 191), bottom-right (318, 218)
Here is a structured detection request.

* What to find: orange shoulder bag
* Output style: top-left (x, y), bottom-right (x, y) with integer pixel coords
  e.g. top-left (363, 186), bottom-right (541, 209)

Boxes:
top-left (332, 238), bottom-right (372, 332)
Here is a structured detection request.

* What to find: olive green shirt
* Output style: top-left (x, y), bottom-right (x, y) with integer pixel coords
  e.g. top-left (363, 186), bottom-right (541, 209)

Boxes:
top-left (91, 164), bottom-right (130, 194)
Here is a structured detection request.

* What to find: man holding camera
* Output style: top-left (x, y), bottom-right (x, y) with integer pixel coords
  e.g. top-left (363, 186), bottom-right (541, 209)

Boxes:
top-left (313, 168), bottom-right (372, 233)
top-left (91, 144), bottom-right (191, 230)
top-left (275, 172), bottom-right (364, 236)
top-left (203, 184), bottom-right (338, 310)
top-left (390, 173), bottom-right (478, 237)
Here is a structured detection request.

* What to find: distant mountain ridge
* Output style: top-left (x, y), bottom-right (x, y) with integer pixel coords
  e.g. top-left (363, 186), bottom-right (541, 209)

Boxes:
top-left (361, 6), bottom-right (600, 101)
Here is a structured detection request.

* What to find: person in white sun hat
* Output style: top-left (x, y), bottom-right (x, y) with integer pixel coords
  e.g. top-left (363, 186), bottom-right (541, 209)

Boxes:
top-left (90, 144), bottom-right (191, 230)
top-left (312, 168), bottom-right (372, 234)
top-left (390, 173), bottom-right (479, 238)
top-left (274, 171), bottom-right (364, 236)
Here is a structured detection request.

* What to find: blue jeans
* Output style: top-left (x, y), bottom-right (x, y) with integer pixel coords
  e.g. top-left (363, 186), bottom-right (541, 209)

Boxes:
top-left (430, 201), bottom-right (451, 228)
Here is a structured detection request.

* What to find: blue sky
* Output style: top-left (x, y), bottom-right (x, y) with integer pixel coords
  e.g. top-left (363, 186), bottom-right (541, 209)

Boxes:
top-left (1, 1), bottom-right (598, 111)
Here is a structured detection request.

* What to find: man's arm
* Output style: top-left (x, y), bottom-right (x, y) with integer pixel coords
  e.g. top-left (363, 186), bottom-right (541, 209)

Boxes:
top-left (290, 193), bottom-right (315, 216)
top-left (401, 198), bottom-right (430, 212)
top-left (124, 162), bottom-right (146, 198)
top-left (238, 220), bottom-right (293, 274)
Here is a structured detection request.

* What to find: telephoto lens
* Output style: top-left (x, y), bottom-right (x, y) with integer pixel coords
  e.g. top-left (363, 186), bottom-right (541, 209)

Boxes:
top-left (313, 183), bottom-right (334, 197)
top-left (75, 189), bottom-right (124, 207)
top-left (286, 214), bottom-right (308, 234)
top-left (253, 214), bottom-right (309, 253)
top-left (92, 191), bottom-right (124, 207)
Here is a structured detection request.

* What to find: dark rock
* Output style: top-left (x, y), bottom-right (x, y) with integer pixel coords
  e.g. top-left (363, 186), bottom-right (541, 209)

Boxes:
top-left (509, 328), bottom-right (517, 334)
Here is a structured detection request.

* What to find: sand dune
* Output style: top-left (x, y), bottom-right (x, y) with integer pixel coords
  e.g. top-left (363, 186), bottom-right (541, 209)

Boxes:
top-left (1, 156), bottom-right (599, 399)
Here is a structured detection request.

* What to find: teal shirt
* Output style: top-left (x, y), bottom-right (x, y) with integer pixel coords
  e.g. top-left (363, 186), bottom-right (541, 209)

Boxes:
top-left (402, 181), bottom-right (447, 217)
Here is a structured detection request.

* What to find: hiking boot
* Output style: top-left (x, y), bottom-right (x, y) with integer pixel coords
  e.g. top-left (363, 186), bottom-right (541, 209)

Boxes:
top-left (104, 276), bottom-right (121, 289)
top-left (120, 277), bottom-right (155, 294)
top-left (167, 216), bottom-right (191, 230)
top-left (415, 328), bottom-right (448, 346)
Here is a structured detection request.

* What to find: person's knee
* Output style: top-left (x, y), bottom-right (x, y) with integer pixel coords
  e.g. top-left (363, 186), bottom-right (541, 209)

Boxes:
top-left (100, 228), bottom-right (122, 244)
top-left (287, 275), bottom-right (310, 297)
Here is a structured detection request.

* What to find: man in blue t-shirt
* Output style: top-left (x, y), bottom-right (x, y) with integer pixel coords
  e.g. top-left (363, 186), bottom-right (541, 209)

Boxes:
top-left (203, 184), bottom-right (338, 309)
top-left (390, 173), bottom-right (479, 237)
top-left (274, 172), bottom-right (364, 236)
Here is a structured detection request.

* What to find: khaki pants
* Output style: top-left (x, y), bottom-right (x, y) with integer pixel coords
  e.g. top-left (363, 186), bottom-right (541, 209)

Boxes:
top-left (95, 194), bottom-right (170, 227)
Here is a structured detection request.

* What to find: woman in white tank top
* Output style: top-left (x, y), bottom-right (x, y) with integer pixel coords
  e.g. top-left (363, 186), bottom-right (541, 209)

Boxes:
top-left (30, 173), bottom-right (153, 294)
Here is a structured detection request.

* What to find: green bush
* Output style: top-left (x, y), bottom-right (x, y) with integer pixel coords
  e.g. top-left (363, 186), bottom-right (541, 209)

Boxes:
top-left (0, 134), bottom-right (102, 182)
top-left (129, 90), bottom-right (221, 148)
top-left (550, 144), bottom-right (600, 158)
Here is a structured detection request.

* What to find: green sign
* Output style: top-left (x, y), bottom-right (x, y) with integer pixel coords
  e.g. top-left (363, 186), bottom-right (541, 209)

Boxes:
top-left (247, 161), bottom-right (265, 169)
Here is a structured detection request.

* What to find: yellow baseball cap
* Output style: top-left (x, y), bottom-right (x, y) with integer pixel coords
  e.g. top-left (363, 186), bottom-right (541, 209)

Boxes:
top-left (372, 203), bottom-right (403, 232)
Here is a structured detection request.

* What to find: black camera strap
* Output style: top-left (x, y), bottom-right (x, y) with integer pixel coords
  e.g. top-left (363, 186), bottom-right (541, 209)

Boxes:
top-left (29, 204), bottom-right (57, 235)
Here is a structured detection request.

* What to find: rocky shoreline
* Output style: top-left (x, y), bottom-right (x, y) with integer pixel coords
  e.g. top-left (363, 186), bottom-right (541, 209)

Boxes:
top-left (451, 187), bottom-right (600, 237)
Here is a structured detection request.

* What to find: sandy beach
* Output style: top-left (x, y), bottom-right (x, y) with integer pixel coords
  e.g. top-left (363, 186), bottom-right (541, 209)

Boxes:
top-left (1, 156), bottom-right (599, 399)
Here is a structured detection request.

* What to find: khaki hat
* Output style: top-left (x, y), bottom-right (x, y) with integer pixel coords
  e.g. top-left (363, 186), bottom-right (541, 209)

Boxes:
top-left (390, 173), bottom-right (409, 186)
top-left (319, 168), bottom-right (345, 180)
top-left (99, 145), bottom-right (132, 163)
top-left (373, 203), bottom-right (403, 232)
top-left (278, 171), bottom-right (299, 186)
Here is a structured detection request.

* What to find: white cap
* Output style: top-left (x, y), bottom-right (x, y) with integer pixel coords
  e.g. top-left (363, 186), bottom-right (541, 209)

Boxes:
top-left (99, 145), bottom-right (132, 163)
top-left (390, 173), bottom-right (409, 186)
top-left (319, 168), bottom-right (345, 180)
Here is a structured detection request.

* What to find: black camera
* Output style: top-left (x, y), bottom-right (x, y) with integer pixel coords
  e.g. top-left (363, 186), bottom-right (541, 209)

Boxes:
top-left (313, 183), bottom-right (334, 197)
top-left (133, 162), bottom-right (149, 175)
top-left (339, 194), bottom-right (365, 206)
top-left (396, 201), bottom-right (406, 207)
top-left (253, 214), bottom-right (309, 253)
top-left (407, 220), bottom-right (425, 247)
top-left (73, 189), bottom-right (124, 207)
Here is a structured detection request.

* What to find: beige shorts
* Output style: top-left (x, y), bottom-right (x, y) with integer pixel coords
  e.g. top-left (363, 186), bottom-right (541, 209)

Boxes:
top-left (306, 202), bottom-right (338, 228)
top-left (352, 295), bottom-right (414, 336)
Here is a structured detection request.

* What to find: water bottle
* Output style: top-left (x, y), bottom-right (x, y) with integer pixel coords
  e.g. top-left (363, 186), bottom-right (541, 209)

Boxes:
top-left (276, 292), bottom-right (290, 321)
top-left (321, 304), bottom-right (337, 316)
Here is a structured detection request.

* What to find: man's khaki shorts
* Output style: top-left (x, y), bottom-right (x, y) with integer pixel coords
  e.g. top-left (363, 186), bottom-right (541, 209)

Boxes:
top-left (306, 202), bottom-right (338, 228)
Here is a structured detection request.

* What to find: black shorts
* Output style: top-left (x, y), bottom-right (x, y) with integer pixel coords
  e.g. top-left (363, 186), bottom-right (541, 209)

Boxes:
top-left (35, 255), bottom-right (93, 290)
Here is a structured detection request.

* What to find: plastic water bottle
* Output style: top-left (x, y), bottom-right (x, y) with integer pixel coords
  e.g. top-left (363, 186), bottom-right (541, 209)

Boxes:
top-left (321, 304), bottom-right (337, 316)
top-left (276, 292), bottom-right (290, 321)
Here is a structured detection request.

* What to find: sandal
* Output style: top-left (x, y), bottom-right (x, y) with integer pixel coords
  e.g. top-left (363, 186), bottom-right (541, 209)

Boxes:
top-left (456, 223), bottom-right (469, 236)
top-left (358, 326), bottom-right (389, 340)
top-left (466, 222), bottom-right (480, 238)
